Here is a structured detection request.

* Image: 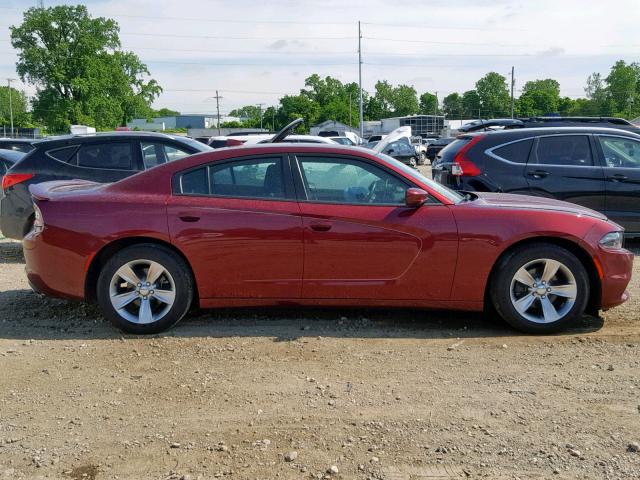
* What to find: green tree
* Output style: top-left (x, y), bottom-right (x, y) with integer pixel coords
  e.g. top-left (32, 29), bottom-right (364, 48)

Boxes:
top-left (11, 5), bottom-right (161, 132)
top-left (442, 93), bottom-right (463, 118)
top-left (0, 86), bottom-right (31, 129)
top-left (584, 72), bottom-right (614, 116)
top-left (517, 79), bottom-right (561, 116)
top-left (605, 60), bottom-right (640, 117)
top-left (462, 90), bottom-right (481, 118)
top-left (419, 92), bottom-right (438, 115)
top-left (475, 72), bottom-right (510, 117)
top-left (153, 107), bottom-right (180, 117)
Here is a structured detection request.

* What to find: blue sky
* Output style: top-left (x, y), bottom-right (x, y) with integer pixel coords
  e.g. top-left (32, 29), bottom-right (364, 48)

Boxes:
top-left (0, 0), bottom-right (638, 116)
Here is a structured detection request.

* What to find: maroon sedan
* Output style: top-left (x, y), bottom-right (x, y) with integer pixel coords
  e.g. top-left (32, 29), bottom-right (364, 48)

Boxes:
top-left (21, 143), bottom-right (633, 334)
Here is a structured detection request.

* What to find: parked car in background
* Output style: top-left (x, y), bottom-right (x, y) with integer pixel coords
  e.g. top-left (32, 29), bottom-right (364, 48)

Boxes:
top-left (1, 132), bottom-right (212, 239)
top-left (458, 117), bottom-right (640, 134)
top-left (23, 139), bottom-right (632, 335)
top-left (426, 137), bottom-right (455, 161)
top-left (0, 149), bottom-right (25, 183)
top-left (411, 136), bottom-right (428, 165)
top-left (367, 134), bottom-right (384, 143)
top-left (432, 127), bottom-right (640, 236)
top-left (0, 138), bottom-right (36, 153)
top-left (364, 133), bottom-right (419, 168)
top-left (328, 136), bottom-right (355, 146)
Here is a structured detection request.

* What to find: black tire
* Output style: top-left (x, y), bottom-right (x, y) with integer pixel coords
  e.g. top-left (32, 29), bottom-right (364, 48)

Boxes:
top-left (96, 244), bottom-right (194, 334)
top-left (490, 244), bottom-right (589, 334)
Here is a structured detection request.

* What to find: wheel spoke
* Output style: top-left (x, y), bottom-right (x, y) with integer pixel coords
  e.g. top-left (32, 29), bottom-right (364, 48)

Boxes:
top-left (549, 283), bottom-right (577, 299)
top-left (540, 259), bottom-right (561, 283)
top-left (513, 268), bottom-right (536, 287)
top-left (513, 293), bottom-right (536, 314)
top-left (116, 264), bottom-right (141, 286)
top-left (146, 261), bottom-right (165, 285)
top-left (152, 288), bottom-right (175, 306)
top-left (111, 290), bottom-right (138, 310)
top-left (540, 296), bottom-right (560, 323)
top-left (138, 297), bottom-right (153, 324)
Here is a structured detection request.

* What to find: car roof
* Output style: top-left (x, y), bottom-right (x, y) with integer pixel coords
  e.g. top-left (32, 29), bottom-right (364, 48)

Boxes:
top-left (33, 131), bottom-right (191, 144)
top-left (0, 137), bottom-right (35, 143)
top-left (465, 126), bottom-right (640, 139)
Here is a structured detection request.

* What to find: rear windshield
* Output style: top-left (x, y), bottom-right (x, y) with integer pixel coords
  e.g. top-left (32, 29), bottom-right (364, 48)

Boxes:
top-left (437, 138), bottom-right (470, 160)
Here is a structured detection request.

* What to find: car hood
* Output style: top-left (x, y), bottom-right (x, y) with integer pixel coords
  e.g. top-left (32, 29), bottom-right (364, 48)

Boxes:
top-left (372, 126), bottom-right (412, 153)
top-left (472, 192), bottom-right (608, 220)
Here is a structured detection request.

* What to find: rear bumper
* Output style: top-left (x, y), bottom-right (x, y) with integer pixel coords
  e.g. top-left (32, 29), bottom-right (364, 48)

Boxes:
top-left (23, 229), bottom-right (87, 301)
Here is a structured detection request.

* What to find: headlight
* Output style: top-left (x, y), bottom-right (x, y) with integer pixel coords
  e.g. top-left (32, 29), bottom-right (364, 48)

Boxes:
top-left (599, 231), bottom-right (624, 249)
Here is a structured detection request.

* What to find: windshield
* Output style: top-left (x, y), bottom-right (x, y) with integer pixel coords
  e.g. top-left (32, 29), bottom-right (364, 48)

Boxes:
top-left (374, 152), bottom-right (465, 203)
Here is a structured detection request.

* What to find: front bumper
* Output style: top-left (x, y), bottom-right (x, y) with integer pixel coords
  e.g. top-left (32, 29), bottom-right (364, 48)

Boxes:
top-left (597, 245), bottom-right (634, 310)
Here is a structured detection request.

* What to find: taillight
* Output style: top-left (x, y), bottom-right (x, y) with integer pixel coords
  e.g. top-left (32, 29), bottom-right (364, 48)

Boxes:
top-left (2, 173), bottom-right (34, 190)
top-left (451, 135), bottom-right (484, 177)
top-left (226, 138), bottom-right (245, 147)
top-left (33, 202), bottom-right (44, 234)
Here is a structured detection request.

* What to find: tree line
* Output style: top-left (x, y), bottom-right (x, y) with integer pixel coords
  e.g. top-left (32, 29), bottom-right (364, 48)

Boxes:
top-left (3, 5), bottom-right (639, 134)
top-left (230, 61), bottom-right (640, 132)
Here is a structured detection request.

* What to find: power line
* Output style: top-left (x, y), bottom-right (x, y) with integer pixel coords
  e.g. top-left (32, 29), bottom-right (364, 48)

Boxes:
top-left (361, 21), bottom-right (522, 32)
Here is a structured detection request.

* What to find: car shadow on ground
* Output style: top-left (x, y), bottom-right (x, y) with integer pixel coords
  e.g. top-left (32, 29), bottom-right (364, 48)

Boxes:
top-left (0, 288), bottom-right (605, 342)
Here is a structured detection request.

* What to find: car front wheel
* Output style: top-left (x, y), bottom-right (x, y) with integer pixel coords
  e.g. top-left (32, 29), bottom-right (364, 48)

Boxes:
top-left (490, 244), bottom-right (589, 333)
top-left (97, 244), bottom-right (194, 334)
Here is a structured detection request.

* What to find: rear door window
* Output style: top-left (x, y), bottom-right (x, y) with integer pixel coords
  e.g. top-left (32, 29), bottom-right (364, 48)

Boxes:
top-left (77, 143), bottom-right (134, 170)
top-left (532, 136), bottom-right (593, 166)
top-left (47, 146), bottom-right (79, 163)
top-left (491, 139), bottom-right (533, 163)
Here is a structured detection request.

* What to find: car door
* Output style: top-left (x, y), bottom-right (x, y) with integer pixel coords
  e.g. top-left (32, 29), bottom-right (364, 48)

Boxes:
top-left (292, 154), bottom-right (458, 300)
top-left (167, 154), bottom-right (304, 299)
top-left (595, 134), bottom-right (640, 233)
top-left (525, 134), bottom-right (605, 211)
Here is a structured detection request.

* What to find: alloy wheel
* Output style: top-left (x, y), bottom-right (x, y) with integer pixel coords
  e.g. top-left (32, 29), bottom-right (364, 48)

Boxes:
top-left (509, 258), bottom-right (577, 324)
top-left (109, 259), bottom-right (176, 324)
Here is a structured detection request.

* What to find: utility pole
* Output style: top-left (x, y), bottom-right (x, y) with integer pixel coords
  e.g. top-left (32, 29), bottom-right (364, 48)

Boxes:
top-left (434, 91), bottom-right (438, 116)
top-left (7, 78), bottom-right (16, 138)
top-left (256, 103), bottom-right (265, 130)
top-left (358, 21), bottom-right (363, 138)
top-left (214, 90), bottom-right (223, 135)
top-left (510, 66), bottom-right (515, 119)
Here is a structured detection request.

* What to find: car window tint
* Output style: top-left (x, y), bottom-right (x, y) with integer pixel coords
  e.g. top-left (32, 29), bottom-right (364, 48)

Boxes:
top-left (77, 143), bottom-right (134, 170)
top-left (0, 160), bottom-right (7, 173)
top-left (299, 157), bottom-right (407, 205)
top-left (534, 136), bottom-right (593, 166)
top-left (2, 142), bottom-right (33, 153)
top-left (209, 157), bottom-right (285, 199)
top-left (47, 146), bottom-right (78, 163)
top-left (180, 167), bottom-right (208, 194)
top-left (598, 136), bottom-right (640, 169)
top-left (492, 139), bottom-right (533, 163)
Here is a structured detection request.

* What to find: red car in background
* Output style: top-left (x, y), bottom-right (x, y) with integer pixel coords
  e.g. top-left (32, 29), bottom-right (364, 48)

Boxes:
top-left (20, 123), bottom-right (633, 334)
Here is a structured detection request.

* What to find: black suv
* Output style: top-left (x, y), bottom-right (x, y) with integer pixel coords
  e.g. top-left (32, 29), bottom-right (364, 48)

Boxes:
top-left (1, 132), bottom-right (211, 239)
top-left (432, 127), bottom-right (640, 236)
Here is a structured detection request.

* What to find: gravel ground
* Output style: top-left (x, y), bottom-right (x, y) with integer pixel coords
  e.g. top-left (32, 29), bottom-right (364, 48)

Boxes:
top-left (0, 232), bottom-right (639, 479)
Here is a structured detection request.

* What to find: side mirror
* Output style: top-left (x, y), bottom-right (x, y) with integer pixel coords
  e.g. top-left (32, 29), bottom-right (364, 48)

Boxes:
top-left (405, 188), bottom-right (429, 208)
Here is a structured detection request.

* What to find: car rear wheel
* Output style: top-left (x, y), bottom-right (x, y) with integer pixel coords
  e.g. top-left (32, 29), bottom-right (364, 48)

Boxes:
top-left (490, 244), bottom-right (589, 333)
top-left (97, 244), bottom-right (194, 334)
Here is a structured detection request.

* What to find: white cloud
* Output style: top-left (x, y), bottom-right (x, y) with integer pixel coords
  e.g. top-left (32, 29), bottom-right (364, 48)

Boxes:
top-left (0, 0), bottom-right (638, 113)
